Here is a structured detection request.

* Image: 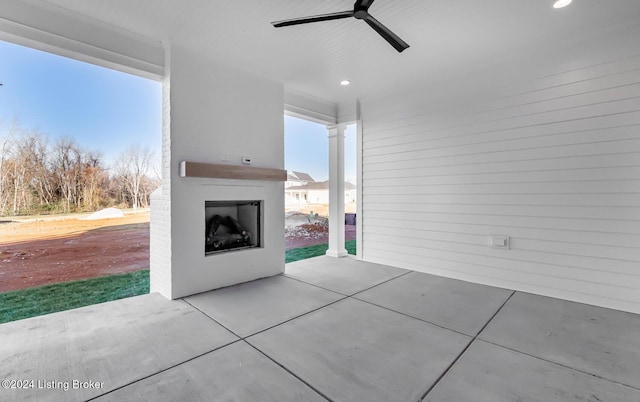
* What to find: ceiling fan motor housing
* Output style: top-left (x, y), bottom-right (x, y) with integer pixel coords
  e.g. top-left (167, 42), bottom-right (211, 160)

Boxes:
top-left (354, 0), bottom-right (374, 18)
top-left (354, 10), bottom-right (369, 19)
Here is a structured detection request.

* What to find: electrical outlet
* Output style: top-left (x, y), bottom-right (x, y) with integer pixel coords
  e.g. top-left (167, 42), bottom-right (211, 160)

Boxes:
top-left (241, 156), bottom-right (251, 165)
top-left (489, 235), bottom-right (510, 249)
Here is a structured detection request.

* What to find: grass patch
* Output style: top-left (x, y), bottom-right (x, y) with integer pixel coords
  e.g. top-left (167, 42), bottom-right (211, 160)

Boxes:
top-left (345, 240), bottom-right (356, 255)
top-left (286, 240), bottom-right (356, 263)
top-left (0, 240), bottom-right (356, 324)
top-left (0, 270), bottom-right (149, 324)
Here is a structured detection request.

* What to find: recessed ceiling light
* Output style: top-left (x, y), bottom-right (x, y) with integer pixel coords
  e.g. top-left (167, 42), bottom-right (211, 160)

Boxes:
top-left (553, 0), bottom-right (572, 8)
top-left (340, 80), bottom-right (351, 86)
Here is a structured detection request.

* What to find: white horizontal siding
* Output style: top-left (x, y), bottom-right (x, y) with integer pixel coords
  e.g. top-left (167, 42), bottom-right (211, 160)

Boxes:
top-left (364, 210), bottom-right (640, 245)
top-left (361, 52), bottom-right (640, 313)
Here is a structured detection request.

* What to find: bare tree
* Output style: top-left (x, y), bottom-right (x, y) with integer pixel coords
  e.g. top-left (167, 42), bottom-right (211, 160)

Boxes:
top-left (50, 137), bottom-right (83, 213)
top-left (80, 150), bottom-right (108, 211)
top-left (113, 145), bottom-right (153, 210)
top-left (17, 130), bottom-right (54, 208)
top-left (1, 118), bottom-right (159, 215)
top-left (0, 118), bottom-right (19, 215)
top-left (138, 174), bottom-right (161, 208)
top-left (1, 121), bottom-right (33, 215)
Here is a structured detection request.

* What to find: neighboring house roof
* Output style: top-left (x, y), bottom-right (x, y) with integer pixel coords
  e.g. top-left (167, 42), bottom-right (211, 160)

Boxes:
top-left (288, 171), bottom-right (315, 182)
top-left (287, 180), bottom-right (356, 190)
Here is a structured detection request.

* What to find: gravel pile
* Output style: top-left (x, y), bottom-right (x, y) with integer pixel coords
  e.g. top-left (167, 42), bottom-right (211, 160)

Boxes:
top-left (285, 221), bottom-right (328, 240)
top-left (285, 211), bottom-right (329, 240)
top-left (82, 207), bottom-right (125, 220)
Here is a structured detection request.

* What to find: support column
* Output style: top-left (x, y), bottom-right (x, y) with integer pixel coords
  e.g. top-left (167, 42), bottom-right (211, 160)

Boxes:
top-left (326, 124), bottom-right (347, 258)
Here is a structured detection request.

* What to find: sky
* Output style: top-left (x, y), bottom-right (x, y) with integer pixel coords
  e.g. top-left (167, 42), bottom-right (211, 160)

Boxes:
top-left (0, 39), bottom-right (162, 167)
top-left (284, 116), bottom-right (357, 183)
top-left (0, 39), bottom-right (356, 181)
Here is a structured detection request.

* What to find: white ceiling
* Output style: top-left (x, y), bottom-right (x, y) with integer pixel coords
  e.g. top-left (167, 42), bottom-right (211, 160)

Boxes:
top-left (28, 0), bottom-right (640, 108)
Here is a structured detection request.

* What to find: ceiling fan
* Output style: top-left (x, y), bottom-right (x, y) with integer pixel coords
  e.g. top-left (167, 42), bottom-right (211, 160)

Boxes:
top-left (271, 0), bottom-right (409, 53)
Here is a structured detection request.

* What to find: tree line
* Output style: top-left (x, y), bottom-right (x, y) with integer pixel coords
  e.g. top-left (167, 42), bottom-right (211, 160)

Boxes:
top-left (0, 119), bottom-right (160, 216)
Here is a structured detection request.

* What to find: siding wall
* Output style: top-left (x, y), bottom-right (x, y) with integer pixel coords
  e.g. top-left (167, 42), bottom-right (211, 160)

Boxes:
top-left (361, 51), bottom-right (640, 313)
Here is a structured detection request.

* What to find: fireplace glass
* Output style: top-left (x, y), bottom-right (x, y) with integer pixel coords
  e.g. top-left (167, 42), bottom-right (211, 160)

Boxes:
top-left (205, 200), bottom-right (262, 255)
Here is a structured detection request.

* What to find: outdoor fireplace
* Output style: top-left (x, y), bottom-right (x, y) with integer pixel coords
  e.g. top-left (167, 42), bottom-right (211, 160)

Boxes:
top-left (205, 200), bottom-right (262, 255)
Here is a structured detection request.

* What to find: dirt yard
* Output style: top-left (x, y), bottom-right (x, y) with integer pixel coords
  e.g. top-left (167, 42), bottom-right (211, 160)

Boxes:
top-left (0, 213), bottom-right (150, 292)
top-left (0, 205), bottom-right (356, 292)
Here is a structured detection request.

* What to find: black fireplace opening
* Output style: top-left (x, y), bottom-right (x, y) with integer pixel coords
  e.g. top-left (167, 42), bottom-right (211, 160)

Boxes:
top-left (205, 200), bottom-right (262, 255)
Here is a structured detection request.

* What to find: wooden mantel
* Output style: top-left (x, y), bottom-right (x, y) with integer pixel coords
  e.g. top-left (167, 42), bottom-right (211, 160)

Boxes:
top-left (179, 161), bottom-right (287, 181)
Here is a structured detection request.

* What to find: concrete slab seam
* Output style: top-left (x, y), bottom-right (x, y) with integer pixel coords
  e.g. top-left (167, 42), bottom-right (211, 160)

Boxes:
top-left (243, 340), bottom-right (333, 402)
top-left (419, 290), bottom-right (516, 401)
top-left (477, 338), bottom-right (640, 392)
top-left (84, 338), bottom-right (243, 401)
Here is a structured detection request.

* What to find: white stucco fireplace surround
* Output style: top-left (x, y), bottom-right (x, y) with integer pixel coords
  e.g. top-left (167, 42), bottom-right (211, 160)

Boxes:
top-left (151, 164), bottom-right (286, 299)
top-left (150, 45), bottom-right (286, 300)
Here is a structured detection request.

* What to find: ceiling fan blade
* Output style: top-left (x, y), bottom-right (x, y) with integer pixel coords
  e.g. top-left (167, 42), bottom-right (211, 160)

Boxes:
top-left (272, 10), bottom-right (354, 27)
top-left (363, 14), bottom-right (409, 52)
top-left (354, 0), bottom-right (376, 10)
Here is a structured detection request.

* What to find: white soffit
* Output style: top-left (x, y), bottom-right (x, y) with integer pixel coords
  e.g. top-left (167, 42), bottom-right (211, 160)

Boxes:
top-left (0, 0), bottom-right (164, 80)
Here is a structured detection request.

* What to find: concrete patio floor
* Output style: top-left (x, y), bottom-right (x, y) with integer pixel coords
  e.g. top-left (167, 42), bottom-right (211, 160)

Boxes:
top-left (1, 256), bottom-right (639, 401)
